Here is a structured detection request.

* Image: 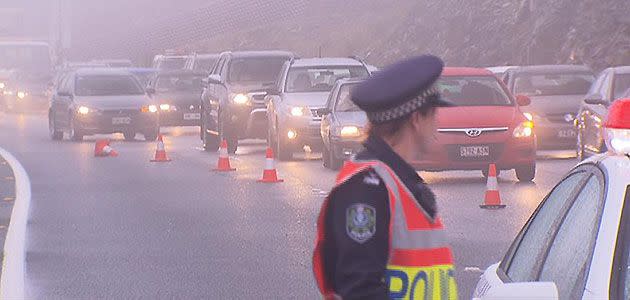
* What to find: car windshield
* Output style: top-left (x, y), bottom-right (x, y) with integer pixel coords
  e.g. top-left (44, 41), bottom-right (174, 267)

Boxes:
top-left (286, 66), bottom-right (368, 93)
top-left (335, 83), bottom-right (361, 112)
top-left (158, 58), bottom-right (187, 70)
top-left (131, 72), bottom-right (156, 87)
top-left (156, 74), bottom-right (204, 93)
top-left (437, 76), bottom-right (513, 106)
top-left (514, 72), bottom-right (594, 96)
top-left (227, 57), bottom-right (288, 85)
top-left (194, 57), bottom-right (218, 72)
top-left (75, 75), bottom-right (144, 96)
top-left (0, 44), bottom-right (51, 72)
top-left (614, 74), bottom-right (630, 100)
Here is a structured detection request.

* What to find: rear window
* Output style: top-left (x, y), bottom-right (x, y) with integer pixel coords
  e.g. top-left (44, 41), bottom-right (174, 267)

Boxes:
top-left (156, 74), bottom-right (204, 93)
top-left (75, 75), bottom-right (144, 96)
top-left (514, 72), bottom-right (594, 96)
top-left (437, 76), bottom-right (513, 106)
top-left (194, 57), bottom-right (218, 72)
top-left (286, 66), bottom-right (369, 93)
top-left (614, 74), bottom-right (630, 100)
top-left (158, 58), bottom-right (186, 70)
top-left (227, 57), bottom-right (289, 85)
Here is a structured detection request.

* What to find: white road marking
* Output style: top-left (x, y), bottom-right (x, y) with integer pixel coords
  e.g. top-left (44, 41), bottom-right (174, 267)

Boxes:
top-left (0, 147), bottom-right (32, 299)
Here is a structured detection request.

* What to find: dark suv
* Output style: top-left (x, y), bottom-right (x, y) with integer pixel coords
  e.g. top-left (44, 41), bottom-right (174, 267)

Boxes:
top-left (199, 51), bottom-right (294, 153)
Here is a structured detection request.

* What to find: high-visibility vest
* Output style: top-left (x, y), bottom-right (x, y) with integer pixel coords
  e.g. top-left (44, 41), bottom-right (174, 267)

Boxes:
top-left (313, 160), bottom-right (458, 300)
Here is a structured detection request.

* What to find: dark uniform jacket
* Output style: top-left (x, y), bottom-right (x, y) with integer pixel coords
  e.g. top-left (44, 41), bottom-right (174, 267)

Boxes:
top-left (322, 134), bottom-right (439, 299)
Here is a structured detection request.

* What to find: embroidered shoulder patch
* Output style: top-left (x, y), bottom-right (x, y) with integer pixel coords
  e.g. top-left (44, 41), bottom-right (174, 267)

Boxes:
top-left (346, 203), bottom-right (376, 243)
top-left (362, 171), bottom-right (381, 186)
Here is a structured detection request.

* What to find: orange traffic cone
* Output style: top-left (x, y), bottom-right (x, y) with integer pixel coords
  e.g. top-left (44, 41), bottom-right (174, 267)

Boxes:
top-left (150, 134), bottom-right (171, 162)
top-left (480, 164), bottom-right (505, 209)
top-left (94, 139), bottom-right (118, 157)
top-left (258, 147), bottom-right (283, 183)
top-left (213, 139), bottom-right (236, 172)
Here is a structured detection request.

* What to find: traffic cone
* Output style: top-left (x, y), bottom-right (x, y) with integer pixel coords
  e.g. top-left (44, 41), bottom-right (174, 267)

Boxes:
top-left (258, 147), bottom-right (283, 183)
top-left (94, 139), bottom-right (118, 157)
top-left (213, 139), bottom-right (236, 172)
top-left (150, 134), bottom-right (171, 162)
top-left (480, 164), bottom-right (505, 209)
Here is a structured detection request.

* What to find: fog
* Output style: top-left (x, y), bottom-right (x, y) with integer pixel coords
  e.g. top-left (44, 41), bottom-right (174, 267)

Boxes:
top-left (2, 0), bottom-right (629, 69)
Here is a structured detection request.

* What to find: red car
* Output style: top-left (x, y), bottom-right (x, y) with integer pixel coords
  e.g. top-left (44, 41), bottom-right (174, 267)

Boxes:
top-left (412, 68), bottom-right (537, 182)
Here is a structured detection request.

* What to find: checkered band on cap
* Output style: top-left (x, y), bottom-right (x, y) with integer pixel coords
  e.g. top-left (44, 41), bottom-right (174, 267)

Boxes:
top-left (367, 86), bottom-right (439, 124)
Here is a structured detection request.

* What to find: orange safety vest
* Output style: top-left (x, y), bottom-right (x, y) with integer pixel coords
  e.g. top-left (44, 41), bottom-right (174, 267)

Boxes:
top-left (313, 160), bottom-right (458, 300)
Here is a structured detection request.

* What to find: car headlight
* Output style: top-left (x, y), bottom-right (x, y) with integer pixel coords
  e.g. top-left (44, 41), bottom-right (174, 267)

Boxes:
top-left (142, 105), bottom-right (159, 113)
top-left (3, 90), bottom-right (13, 96)
top-left (17, 91), bottom-right (27, 99)
top-left (290, 106), bottom-right (309, 117)
top-left (523, 112), bottom-right (533, 121)
top-left (513, 121), bottom-right (534, 138)
top-left (337, 126), bottom-right (362, 138)
top-left (232, 93), bottom-right (249, 105)
top-left (0, 82), bottom-right (5, 89)
top-left (159, 104), bottom-right (171, 111)
top-left (77, 106), bottom-right (90, 115)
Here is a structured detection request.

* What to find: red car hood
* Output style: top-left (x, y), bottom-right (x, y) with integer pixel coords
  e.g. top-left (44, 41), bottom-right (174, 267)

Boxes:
top-left (437, 106), bottom-right (520, 128)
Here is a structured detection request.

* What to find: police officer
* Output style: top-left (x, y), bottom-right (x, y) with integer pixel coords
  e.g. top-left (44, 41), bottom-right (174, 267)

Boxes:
top-left (313, 55), bottom-right (458, 300)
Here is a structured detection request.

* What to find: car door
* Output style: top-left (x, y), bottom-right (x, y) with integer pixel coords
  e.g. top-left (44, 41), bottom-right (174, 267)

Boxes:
top-left (320, 83), bottom-right (338, 146)
top-left (54, 73), bottom-right (74, 128)
top-left (203, 55), bottom-right (227, 132)
top-left (584, 71), bottom-right (612, 153)
top-left (610, 185), bottom-right (630, 299)
top-left (498, 168), bottom-right (592, 282)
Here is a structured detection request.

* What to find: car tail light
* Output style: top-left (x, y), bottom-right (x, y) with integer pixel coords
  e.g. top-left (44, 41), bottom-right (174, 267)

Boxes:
top-left (604, 98), bottom-right (630, 155)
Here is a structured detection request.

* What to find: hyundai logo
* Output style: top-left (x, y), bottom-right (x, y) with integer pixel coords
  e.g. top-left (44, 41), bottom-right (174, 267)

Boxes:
top-left (564, 113), bottom-right (575, 122)
top-left (465, 129), bottom-right (482, 137)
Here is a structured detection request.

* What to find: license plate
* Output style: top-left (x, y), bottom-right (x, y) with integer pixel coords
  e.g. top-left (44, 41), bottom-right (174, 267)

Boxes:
top-left (183, 113), bottom-right (201, 120)
top-left (558, 129), bottom-right (576, 138)
top-left (112, 117), bottom-right (131, 125)
top-left (459, 145), bottom-right (490, 157)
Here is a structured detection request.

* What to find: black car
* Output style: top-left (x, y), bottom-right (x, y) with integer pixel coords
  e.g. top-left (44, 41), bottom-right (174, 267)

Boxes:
top-left (146, 70), bottom-right (205, 127)
top-left (502, 65), bottom-right (595, 150)
top-left (48, 68), bottom-right (159, 141)
top-left (200, 51), bottom-right (294, 153)
top-left (576, 66), bottom-right (630, 160)
top-left (320, 78), bottom-right (366, 170)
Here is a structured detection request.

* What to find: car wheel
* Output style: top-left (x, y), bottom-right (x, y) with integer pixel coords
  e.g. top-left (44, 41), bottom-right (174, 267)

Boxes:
top-left (143, 128), bottom-right (159, 141)
top-left (275, 128), bottom-right (293, 161)
top-left (327, 141), bottom-right (342, 170)
top-left (68, 117), bottom-right (83, 141)
top-left (515, 164), bottom-right (536, 182)
top-left (123, 131), bottom-right (136, 141)
top-left (576, 128), bottom-right (585, 161)
top-left (322, 145), bottom-right (331, 168)
top-left (481, 167), bottom-right (501, 178)
top-left (49, 114), bottom-right (63, 140)
top-left (218, 117), bottom-right (238, 154)
top-left (202, 119), bottom-right (219, 152)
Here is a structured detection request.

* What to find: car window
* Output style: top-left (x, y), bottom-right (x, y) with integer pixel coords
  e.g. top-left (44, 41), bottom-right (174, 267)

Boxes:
top-left (613, 74), bottom-right (630, 101)
top-left (503, 171), bottom-right (590, 281)
top-left (194, 57), bottom-right (218, 72)
top-left (285, 66), bottom-right (369, 93)
top-left (514, 72), bottom-right (595, 96)
top-left (588, 70), bottom-right (607, 97)
top-left (158, 58), bottom-right (186, 70)
top-left (74, 75), bottom-right (144, 96)
top-left (437, 76), bottom-right (513, 106)
top-left (335, 83), bottom-right (361, 112)
top-left (539, 175), bottom-right (604, 299)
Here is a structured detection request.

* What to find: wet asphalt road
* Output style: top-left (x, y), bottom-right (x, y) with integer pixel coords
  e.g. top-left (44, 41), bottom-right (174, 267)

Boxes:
top-left (0, 112), bottom-right (577, 299)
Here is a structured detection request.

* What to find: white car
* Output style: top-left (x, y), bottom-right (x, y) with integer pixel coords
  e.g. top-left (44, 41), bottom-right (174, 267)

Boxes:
top-left (474, 99), bottom-right (630, 299)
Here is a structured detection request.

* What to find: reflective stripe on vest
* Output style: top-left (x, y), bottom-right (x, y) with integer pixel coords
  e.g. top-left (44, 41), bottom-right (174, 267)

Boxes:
top-left (313, 160), bottom-right (458, 300)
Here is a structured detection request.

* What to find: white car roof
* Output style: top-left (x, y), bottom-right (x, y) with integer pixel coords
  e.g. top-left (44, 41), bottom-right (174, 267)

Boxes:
top-left (291, 58), bottom-right (364, 68)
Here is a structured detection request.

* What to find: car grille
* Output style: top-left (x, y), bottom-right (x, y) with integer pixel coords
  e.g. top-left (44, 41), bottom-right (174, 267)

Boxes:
top-left (446, 143), bottom-right (505, 162)
top-left (101, 109), bottom-right (139, 117)
top-left (250, 93), bottom-right (267, 110)
top-left (546, 113), bottom-right (574, 124)
top-left (306, 126), bottom-right (321, 138)
top-left (310, 108), bottom-right (324, 121)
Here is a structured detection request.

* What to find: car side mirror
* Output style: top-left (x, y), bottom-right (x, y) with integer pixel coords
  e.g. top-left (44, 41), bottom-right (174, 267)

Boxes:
top-left (206, 74), bottom-right (223, 86)
top-left (482, 282), bottom-right (558, 299)
top-left (584, 94), bottom-right (608, 106)
top-left (145, 87), bottom-right (156, 95)
top-left (515, 94), bottom-right (531, 106)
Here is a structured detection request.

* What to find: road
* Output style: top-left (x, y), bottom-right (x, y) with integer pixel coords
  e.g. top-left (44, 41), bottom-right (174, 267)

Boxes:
top-left (0, 112), bottom-right (577, 299)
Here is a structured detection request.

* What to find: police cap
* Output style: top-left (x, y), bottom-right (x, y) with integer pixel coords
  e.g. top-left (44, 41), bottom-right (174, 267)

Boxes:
top-left (351, 55), bottom-right (452, 124)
